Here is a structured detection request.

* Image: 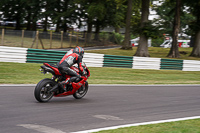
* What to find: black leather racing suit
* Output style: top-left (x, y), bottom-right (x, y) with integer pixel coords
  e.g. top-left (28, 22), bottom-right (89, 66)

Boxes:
top-left (58, 51), bottom-right (84, 83)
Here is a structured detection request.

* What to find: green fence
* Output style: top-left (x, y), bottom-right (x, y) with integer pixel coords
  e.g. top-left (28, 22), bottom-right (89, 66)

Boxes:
top-left (103, 55), bottom-right (133, 68)
top-left (160, 59), bottom-right (183, 70)
top-left (26, 48), bottom-right (185, 70)
top-left (26, 48), bottom-right (66, 64)
top-left (0, 46), bottom-right (191, 71)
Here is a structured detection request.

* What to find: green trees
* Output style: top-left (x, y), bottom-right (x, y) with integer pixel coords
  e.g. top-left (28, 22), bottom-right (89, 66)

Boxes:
top-left (167, 0), bottom-right (181, 58)
top-left (134, 0), bottom-right (150, 57)
top-left (185, 0), bottom-right (200, 57)
top-left (151, 0), bottom-right (200, 58)
top-left (0, 0), bottom-right (200, 58)
top-left (24, 0), bottom-right (41, 31)
top-left (84, 0), bottom-right (111, 41)
top-left (0, 0), bottom-right (26, 30)
top-left (76, 0), bottom-right (126, 42)
top-left (121, 0), bottom-right (133, 49)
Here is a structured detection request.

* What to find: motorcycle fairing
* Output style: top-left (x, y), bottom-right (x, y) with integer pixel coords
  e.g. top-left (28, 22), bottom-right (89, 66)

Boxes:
top-left (42, 63), bottom-right (89, 97)
top-left (54, 76), bottom-right (87, 97)
top-left (43, 63), bottom-right (62, 75)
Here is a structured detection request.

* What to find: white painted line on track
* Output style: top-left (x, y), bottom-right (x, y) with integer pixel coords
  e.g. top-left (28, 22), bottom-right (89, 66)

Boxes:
top-left (71, 116), bottom-right (200, 133)
top-left (17, 124), bottom-right (66, 133)
top-left (93, 115), bottom-right (123, 121)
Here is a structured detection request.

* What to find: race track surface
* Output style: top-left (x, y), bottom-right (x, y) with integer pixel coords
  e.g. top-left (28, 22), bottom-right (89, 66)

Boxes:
top-left (0, 85), bottom-right (200, 133)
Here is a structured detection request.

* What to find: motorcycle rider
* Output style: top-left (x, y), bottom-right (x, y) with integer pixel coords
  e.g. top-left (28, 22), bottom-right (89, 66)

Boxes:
top-left (58, 46), bottom-right (84, 89)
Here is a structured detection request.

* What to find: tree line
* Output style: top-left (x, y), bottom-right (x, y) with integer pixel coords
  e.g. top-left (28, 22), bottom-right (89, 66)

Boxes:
top-left (0, 0), bottom-right (200, 58)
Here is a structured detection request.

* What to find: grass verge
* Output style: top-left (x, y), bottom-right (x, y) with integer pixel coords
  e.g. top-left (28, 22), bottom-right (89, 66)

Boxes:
top-left (94, 119), bottom-right (200, 133)
top-left (0, 62), bottom-right (200, 84)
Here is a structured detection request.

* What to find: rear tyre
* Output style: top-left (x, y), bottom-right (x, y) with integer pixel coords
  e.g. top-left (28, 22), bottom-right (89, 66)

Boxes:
top-left (34, 78), bottom-right (57, 102)
top-left (73, 81), bottom-right (88, 99)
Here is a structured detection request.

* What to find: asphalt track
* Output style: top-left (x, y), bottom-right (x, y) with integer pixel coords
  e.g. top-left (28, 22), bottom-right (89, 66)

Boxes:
top-left (0, 84), bottom-right (200, 133)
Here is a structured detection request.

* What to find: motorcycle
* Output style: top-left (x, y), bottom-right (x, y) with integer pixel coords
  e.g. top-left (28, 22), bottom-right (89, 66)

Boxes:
top-left (34, 62), bottom-right (90, 102)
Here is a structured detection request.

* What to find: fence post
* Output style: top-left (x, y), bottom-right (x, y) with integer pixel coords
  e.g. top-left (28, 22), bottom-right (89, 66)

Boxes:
top-left (84, 32), bottom-right (87, 47)
top-left (61, 31), bottom-right (63, 48)
top-left (50, 31), bottom-right (52, 49)
top-left (76, 31), bottom-right (78, 45)
top-left (21, 30), bottom-right (24, 47)
top-left (36, 31), bottom-right (39, 49)
top-left (70, 31), bottom-right (72, 47)
top-left (1, 29), bottom-right (4, 46)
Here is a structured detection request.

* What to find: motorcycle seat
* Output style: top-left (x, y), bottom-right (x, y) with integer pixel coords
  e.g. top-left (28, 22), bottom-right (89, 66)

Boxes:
top-left (48, 63), bottom-right (58, 68)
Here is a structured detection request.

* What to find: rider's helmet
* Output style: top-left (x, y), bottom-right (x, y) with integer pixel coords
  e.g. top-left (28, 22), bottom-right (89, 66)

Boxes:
top-left (74, 46), bottom-right (84, 57)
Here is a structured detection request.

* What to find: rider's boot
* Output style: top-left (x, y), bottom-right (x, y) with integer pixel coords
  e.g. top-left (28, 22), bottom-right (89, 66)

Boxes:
top-left (59, 78), bottom-right (71, 92)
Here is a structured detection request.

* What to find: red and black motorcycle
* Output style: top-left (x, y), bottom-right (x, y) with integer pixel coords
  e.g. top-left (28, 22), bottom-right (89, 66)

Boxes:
top-left (34, 62), bottom-right (90, 102)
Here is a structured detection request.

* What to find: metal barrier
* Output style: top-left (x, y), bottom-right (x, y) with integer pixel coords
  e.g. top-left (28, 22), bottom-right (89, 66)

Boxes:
top-left (83, 53), bottom-right (104, 67)
top-left (1, 46), bottom-right (200, 71)
top-left (160, 59), bottom-right (183, 70)
top-left (103, 55), bottom-right (133, 68)
top-left (0, 46), bottom-right (27, 63)
top-left (133, 57), bottom-right (161, 70)
top-left (183, 60), bottom-right (200, 71)
top-left (27, 49), bottom-right (65, 64)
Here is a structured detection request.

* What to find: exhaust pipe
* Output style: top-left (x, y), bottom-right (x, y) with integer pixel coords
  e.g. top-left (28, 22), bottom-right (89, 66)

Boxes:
top-left (49, 84), bottom-right (59, 92)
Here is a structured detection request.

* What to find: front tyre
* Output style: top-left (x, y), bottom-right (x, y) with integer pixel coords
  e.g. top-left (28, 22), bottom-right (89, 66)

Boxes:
top-left (73, 81), bottom-right (88, 99)
top-left (34, 78), bottom-right (57, 102)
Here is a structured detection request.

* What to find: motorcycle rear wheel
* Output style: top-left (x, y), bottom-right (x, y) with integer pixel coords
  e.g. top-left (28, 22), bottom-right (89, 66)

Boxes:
top-left (34, 78), bottom-right (57, 102)
top-left (73, 81), bottom-right (88, 99)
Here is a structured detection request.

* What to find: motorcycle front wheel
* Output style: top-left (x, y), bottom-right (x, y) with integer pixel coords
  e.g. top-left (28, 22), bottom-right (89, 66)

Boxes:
top-left (73, 81), bottom-right (88, 99)
top-left (34, 78), bottom-right (57, 102)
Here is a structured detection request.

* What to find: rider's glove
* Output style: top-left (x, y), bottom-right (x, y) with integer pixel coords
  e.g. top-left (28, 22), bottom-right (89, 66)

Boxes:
top-left (81, 70), bottom-right (86, 76)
